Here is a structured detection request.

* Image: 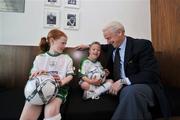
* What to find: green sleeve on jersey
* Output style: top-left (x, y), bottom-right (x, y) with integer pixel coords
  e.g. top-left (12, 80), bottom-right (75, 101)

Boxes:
top-left (79, 58), bottom-right (88, 78)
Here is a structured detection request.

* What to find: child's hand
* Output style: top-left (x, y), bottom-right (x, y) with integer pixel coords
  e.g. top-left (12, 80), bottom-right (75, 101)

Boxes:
top-left (51, 73), bottom-right (62, 85)
top-left (91, 76), bottom-right (101, 85)
top-left (29, 70), bottom-right (47, 79)
top-left (104, 69), bottom-right (110, 77)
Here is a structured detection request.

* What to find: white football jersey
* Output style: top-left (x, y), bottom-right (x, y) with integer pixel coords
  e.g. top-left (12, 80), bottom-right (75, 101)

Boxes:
top-left (80, 58), bottom-right (105, 80)
top-left (31, 52), bottom-right (74, 79)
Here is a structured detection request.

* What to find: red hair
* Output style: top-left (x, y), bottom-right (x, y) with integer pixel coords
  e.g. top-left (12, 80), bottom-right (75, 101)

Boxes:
top-left (39, 29), bottom-right (67, 52)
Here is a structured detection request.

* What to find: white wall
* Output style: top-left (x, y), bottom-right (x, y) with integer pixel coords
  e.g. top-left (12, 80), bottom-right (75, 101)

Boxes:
top-left (0, 14), bottom-right (2, 41)
top-left (0, 0), bottom-right (151, 47)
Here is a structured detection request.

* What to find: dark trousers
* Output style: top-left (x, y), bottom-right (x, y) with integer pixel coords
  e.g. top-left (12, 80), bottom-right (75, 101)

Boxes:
top-left (111, 84), bottom-right (155, 120)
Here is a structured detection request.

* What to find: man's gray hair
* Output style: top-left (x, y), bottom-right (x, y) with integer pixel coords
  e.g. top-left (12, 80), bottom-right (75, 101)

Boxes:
top-left (103, 21), bottom-right (125, 33)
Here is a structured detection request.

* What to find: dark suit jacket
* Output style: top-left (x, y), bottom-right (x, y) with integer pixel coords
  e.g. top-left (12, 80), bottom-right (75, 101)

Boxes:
top-left (101, 36), bottom-right (171, 118)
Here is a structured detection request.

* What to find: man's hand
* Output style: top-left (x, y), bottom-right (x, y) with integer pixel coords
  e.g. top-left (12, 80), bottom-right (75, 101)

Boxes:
top-left (109, 80), bottom-right (123, 95)
top-left (75, 44), bottom-right (89, 50)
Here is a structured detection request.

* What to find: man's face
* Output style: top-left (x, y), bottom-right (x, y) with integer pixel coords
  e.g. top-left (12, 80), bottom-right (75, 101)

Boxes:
top-left (103, 29), bottom-right (124, 48)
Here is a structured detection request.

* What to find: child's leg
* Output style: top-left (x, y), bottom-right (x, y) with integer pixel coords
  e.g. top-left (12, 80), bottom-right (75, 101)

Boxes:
top-left (20, 101), bottom-right (42, 120)
top-left (80, 81), bottom-right (98, 99)
top-left (93, 79), bottom-right (113, 98)
top-left (80, 81), bottom-right (90, 90)
top-left (80, 81), bottom-right (96, 91)
top-left (44, 98), bottom-right (62, 120)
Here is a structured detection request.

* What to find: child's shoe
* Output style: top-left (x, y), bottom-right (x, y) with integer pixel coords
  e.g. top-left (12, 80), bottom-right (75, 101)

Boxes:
top-left (82, 90), bottom-right (99, 100)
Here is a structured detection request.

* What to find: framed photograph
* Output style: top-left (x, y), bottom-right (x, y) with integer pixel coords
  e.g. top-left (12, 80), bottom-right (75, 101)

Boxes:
top-left (44, 0), bottom-right (61, 7)
top-left (0, 0), bottom-right (25, 13)
top-left (64, 0), bottom-right (80, 9)
top-left (44, 9), bottom-right (60, 28)
top-left (63, 11), bottom-right (80, 30)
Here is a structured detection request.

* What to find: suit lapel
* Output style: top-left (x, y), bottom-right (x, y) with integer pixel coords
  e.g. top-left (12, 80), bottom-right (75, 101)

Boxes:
top-left (104, 44), bottom-right (114, 68)
top-left (124, 37), bottom-right (133, 70)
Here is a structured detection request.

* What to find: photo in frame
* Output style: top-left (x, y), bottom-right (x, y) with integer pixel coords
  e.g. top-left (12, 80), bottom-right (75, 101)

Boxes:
top-left (0, 0), bottom-right (25, 13)
top-left (64, 0), bottom-right (80, 9)
top-left (43, 9), bottom-right (60, 28)
top-left (44, 0), bottom-right (61, 7)
top-left (63, 10), bottom-right (80, 30)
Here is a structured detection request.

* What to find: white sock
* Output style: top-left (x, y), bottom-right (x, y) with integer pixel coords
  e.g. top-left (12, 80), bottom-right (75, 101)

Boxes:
top-left (94, 82), bottom-right (112, 97)
top-left (89, 84), bottom-right (96, 92)
top-left (44, 113), bottom-right (61, 120)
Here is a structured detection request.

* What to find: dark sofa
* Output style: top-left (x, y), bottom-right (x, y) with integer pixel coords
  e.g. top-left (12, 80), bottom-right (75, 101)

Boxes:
top-left (0, 45), bottom-right (179, 120)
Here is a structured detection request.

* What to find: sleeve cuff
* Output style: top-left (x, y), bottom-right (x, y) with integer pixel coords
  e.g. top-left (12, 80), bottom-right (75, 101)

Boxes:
top-left (120, 77), bottom-right (131, 85)
top-left (125, 77), bottom-right (131, 85)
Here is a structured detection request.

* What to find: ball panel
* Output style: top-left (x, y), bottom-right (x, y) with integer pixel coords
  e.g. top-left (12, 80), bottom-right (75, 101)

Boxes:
top-left (87, 68), bottom-right (106, 83)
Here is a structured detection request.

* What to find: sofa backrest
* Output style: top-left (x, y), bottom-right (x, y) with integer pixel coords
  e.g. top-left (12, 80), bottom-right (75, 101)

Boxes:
top-left (155, 52), bottom-right (180, 88)
top-left (0, 45), bottom-right (40, 89)
top-left (0, 45), bottom-right (180, 90)
top-left (64, 48), bottom-right (88, 88)
top-left (0, 45), bottom-right (90, 89)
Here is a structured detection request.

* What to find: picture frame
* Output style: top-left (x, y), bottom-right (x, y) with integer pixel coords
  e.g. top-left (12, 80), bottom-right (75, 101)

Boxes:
top-left (43, 9), bottom-right (60, 28)
top-left (44, 0), bottom-right (61, 7)
top-left (0, 0), bottom-right (25, 13)
top-left (63, 10), bottom-right (80, 30)
top-left (64, 0), bottom-right (80, 9)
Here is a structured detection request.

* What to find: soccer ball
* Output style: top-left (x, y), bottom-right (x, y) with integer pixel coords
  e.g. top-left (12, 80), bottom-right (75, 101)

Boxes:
top-left (24, 74), bottom-right (59, 105)
top-left (91, 72), bottom-right (106, 83)
top-left (88, 68), bottom-right (106, 83)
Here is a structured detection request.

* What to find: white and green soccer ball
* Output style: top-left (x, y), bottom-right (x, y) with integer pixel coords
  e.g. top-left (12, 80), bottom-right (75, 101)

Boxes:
top-left (87, 67), bottom-right (106, 83)
top-left (24, 74), bottom-right (59, 105)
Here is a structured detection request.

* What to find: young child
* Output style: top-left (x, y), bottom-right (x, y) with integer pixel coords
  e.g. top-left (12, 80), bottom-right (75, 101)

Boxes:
top-left (20, 29), bottom-right (74, 120)
top-left (79, 41), bottom-right (113, 100)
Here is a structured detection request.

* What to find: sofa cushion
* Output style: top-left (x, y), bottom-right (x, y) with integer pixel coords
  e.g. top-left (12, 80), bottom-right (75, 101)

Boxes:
top-left (63, 87), bottom-right (118, 120)
top-left (165, 87), bottom-right (180, 116)
top-left (0, 89), bottom-right (25, 120)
